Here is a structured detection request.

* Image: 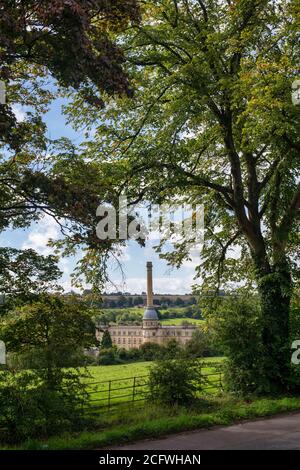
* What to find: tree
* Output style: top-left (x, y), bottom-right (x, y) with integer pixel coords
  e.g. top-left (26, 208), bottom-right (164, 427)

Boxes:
top-left (0, 295), bottom-right (97, 441)
top-left (133, 296), bottom-right (143, 306)
top-left (175, 297), bottom-right (184, 307)
top-left (209, 294), bottom-right (264, 394)
top-left (0, 0), bottom-right (140, 293)
top-left (75, 0), bottom-right (300, 392)
top-left (0, 248), bottom-right (62, 313)
top-left (116, 295), bottom-right (127, 307)
top-left (0, 0), bottom-right (140, 129)
top-left (185, 329), bottom-right (209, 359)
top-left (100, 330), bottom-right (113, 349)
top-left (0, 295), bottom-right (96, 386)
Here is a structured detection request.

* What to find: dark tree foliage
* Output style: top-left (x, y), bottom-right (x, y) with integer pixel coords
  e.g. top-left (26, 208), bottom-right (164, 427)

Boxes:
top-left (0, 0), bottom-right (140, 293)
top-left (0, 295), bottom-right (97, 377)
top-left (0, 248), bottom-right (62, 312)
top-left (100, 329), bottom-right (113, 349)
top-left (0, 0), bottom-right (140, 104)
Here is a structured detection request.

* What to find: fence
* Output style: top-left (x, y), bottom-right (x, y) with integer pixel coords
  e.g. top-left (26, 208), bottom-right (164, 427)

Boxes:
top-left (85, 362), bottom-right (224, 414)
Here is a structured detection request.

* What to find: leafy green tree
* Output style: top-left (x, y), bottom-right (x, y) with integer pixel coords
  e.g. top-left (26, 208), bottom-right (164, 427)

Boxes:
top-left (116, 295), bottom-right (127, 307)
top-left (0, 0), bottom-right (139, 147)
top-left (0, 368), bottom-right (89, 442)
top-left (0, 248), bottom-right (62, 313)
top-left (210, 294), bottom-right (264, 394)
top-left (134, 296), bottom-right (144, 306)
top-left (185, 329), bottom-right (209, 359)
top-left (175, 297), bottom-right (184, 307)
top-left (75, 0), bottom-right (300, 391)
top-left (0, 295), bottom-right (97, 441)
top-left (98, 347), bottom-right (118, 365)
top-left (0, 295), bottom-right (96, 386)
top-left (140, 342), bottom-right (163, 361)
top-left (0, 0), bottom-right (141, 294)
top-left (163, 338), bottom-right (182, 358)
top-left (100, 330), bottom-right (113, 349)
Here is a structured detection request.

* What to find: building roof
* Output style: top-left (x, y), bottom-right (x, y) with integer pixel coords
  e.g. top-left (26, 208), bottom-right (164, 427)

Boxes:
top-left (143, 307), bottom-right (159, 320)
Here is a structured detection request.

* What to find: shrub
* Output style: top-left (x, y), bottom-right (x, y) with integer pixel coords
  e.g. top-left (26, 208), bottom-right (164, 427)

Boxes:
top-left (140, 342), bottom-right (163, 361)
top-left (185, 329), bottom-right (208, 358)
top-left (0, 369), bottom-right (89, 443)
top-left (98, 347), bottom-right (119, 365)
top-left (118, 347), bottom-right (141, 362)
top-left (148, 358), bottom-right (203, 406)
top-left (162, 339), bottom-right (182, 359)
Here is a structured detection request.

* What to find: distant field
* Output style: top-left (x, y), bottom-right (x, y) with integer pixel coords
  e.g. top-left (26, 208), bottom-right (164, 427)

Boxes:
top-left (102, 307), bottom-right (143, 316)
top-left (160, 318), bottom-right (205, 326)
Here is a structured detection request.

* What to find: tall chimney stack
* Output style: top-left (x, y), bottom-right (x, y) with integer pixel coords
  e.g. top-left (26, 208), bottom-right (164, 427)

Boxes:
top-left (146, 261), bottom-right (154, 307)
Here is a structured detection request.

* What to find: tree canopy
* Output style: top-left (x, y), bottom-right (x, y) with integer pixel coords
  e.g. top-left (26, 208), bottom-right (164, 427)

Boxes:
top-left (64, 0), bottom-right (300, 390)
top-left (0, 0), bottom-right (140, 293)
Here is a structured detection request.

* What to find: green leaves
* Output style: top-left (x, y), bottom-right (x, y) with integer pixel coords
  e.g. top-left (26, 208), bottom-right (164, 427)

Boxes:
top-left (68, 0), bottom-right (299, 291)
top-left (0, 248), bottom-right (62, 312)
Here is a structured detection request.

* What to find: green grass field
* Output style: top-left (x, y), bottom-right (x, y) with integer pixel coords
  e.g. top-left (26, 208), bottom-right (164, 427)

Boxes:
top-left (4, 359), bottom-right (300, 450)
top-left (86, 356), bottom-right (223, 382)
top-left (83, 357), bottom-right (224, 410)
top-left (160, 318), bottom-right (205, 326)
top-left (103, 307), bottom-right (143, 316)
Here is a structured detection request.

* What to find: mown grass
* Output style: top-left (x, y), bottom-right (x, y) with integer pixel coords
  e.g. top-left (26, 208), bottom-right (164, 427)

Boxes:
top-left (85, 361), bottom-right (151, 382)
top-left (103, 307), bottom-right (143, 316)
top-left (6, 395), bottom-right (300, 450)
top-left (160, 317), bottom-right (205, 326)
top-left (83, 358), bottom-right (224, 407)
top-left (84, 356), bottom-right (223, 383)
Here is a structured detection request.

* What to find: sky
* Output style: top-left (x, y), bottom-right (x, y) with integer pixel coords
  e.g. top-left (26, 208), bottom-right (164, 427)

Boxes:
top-left (0, 98), bottom-right (202, 295)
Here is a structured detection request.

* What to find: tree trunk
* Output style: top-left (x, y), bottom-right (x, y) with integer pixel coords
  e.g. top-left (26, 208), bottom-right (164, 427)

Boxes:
top-left (256, 260), bottom-right (292, 392)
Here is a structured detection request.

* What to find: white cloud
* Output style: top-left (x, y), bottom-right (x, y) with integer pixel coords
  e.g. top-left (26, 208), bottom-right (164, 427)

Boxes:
top-left (12, 104), bottom-right (26, 122)
top-left (22, 215), bottom-right (59, 255)
top-left (109, 274), bottom-right (195, 295)
top-left (117, 245), bottom-right (131, 262)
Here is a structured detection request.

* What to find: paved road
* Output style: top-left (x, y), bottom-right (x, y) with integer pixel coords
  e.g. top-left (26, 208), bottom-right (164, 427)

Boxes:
top-left (109, 412), bottom-right (300, 450)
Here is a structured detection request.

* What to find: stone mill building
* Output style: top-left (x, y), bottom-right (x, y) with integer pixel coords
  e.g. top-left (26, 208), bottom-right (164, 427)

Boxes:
top-left (96, 262), bottom-right (197, 350)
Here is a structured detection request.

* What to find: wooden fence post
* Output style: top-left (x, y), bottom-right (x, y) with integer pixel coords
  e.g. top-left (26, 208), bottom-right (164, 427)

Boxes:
top-left (132, 376), bottom-right (136, 403)
top-left (108, 380), bottom-right (111, 410)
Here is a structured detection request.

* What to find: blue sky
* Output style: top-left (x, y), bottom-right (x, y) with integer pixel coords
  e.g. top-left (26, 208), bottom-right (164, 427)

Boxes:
top-left (0, 99), bottom-right (201, 295)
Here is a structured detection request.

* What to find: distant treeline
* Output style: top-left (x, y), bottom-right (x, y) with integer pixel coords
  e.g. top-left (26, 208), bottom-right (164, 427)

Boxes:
top-left (100, 295), bottom-right (197, 309)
